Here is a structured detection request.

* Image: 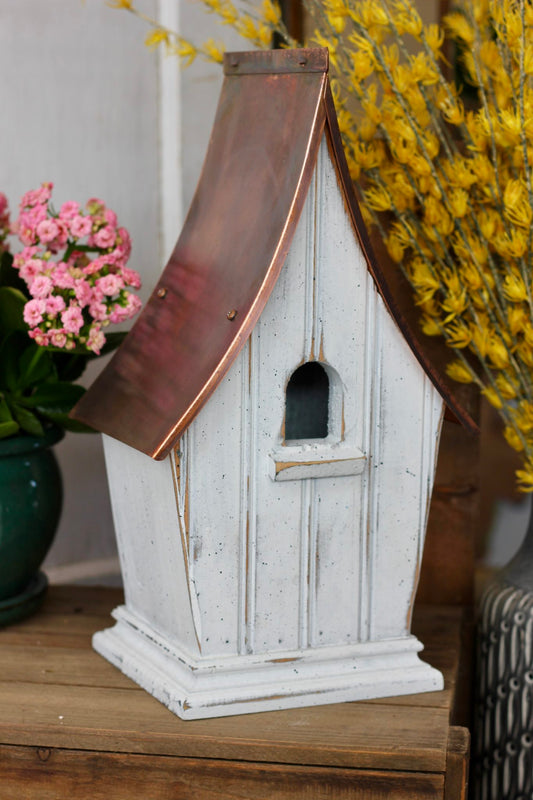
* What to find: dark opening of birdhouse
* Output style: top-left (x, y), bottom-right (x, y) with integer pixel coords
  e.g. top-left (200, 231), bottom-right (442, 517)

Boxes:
top-left (285, 362), bottom-right (329, 441)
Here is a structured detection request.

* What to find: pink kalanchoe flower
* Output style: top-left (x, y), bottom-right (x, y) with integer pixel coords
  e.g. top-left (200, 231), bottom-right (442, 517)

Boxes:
top-left (29, 274), bottom-right (53, 299)
top-left (49, 329), bottom-right (67, 348)
top-left (19, 183), bottom-right (53, 210)
top-left (51, 263), bottom-right (76, 290)
top-left (122, 267), bottom-right (142, 290)
top-left (86, 198), bottom-right (105, 216)
top-left (70, 215), bottom-right (92, 239)
top-left (88, 300), bottom-right (108, 321)
top-left (36, 218), bottom-right (59, 244)
top-left (23, 298), bottom-right (46, 327)
top-left (96, 273), bottom-right (124, 297)
top-left (109, 293), bottom-right (142, 324)
top-left (58, 201), bottom-right (80, 221)
top-left (19, 258), bottom-right (45, 286)
top-left (74, 279), bottom-right (93, 308)
top-left (103, 208), bottom-right (118, 227)
top-left (46, 295), bottom-right (66, 317)
top-left (61, 305), bottom-right (84, 335)
top-left (33, 183), bottom-right (53, 206)
top-left (28, 328), bottom-right (50, 346)
top-left (86, 324), bottom-right (106, 355)
top-left (92, 225), bottom-right (117, 249)
top-left (13, 246), bottom-right (39, 268)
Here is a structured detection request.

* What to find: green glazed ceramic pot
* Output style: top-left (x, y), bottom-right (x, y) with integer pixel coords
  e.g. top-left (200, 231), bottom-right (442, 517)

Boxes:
top-left (0, 425), bottom-right (63, 625)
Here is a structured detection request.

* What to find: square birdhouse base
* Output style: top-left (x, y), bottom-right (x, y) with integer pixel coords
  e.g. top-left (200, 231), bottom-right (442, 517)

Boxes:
top-left (93, 606), bottom-right (443, 720)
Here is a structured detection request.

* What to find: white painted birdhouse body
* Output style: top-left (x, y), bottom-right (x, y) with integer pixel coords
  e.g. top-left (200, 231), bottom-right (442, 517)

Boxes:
top-left (96, 133), bottom-right (444, 718)
top-left (74, 49), bottom-right (453, 719)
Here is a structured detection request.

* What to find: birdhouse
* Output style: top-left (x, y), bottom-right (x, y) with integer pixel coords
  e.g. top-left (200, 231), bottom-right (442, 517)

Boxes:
top-left (73, 48), bottom-right (470, 720)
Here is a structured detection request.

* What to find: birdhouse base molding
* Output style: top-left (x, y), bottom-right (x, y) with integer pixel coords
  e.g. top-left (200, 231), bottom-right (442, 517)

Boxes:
top-left (93, 605), bottom-right (444, 720)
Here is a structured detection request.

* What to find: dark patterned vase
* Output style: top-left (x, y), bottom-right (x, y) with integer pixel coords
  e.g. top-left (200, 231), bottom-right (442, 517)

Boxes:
top-left (473, 501), bottom-right (533, 800)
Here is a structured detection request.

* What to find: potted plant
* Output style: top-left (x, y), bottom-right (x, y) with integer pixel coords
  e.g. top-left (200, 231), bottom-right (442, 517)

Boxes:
top-left (0, 183), bottom-right (142, 625)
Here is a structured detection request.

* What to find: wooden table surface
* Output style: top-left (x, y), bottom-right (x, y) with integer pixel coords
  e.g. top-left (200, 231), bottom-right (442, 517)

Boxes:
top-left (0, 585), bottom-right (469, 799)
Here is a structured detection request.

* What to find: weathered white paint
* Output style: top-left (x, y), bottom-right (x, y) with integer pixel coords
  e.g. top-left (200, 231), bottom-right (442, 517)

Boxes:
top-left (95, 135), bottom-right (444, 718)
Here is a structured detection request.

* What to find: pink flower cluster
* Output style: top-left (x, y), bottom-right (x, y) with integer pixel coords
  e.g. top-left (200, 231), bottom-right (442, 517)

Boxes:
top-left (12, 183), bottom-right (141, 354)
top-left (0, 192), bottom-right (10, 254)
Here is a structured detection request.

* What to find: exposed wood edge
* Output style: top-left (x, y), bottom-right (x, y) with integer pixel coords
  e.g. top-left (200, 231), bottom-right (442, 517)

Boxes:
top-left (444, 727), bottom-right (470, 800)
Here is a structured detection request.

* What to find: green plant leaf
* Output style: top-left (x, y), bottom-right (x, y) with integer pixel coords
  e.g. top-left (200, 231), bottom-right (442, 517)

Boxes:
top-left (24, 381), bottom-right (85, 410)
top-left (0, 393), bottom-right (14, 423)
top-left (0, 286), bottom-right (27, 337)
top-left (0, 420), bottom-right (19, 439)
top-left (52, 352), bottom-right (88, 383)
top-left (18, 343), bottom-right (55, 391)
top-left (0, 251), bottom-right (28, 294)
top-left (10, 403), bottom-right (44, 437)
top-left (0, 331), bottom-right (28, 391)
top-left (41, 411), bottom-right (94, 433)
top-left (27, 382), bottom-right (94, 433)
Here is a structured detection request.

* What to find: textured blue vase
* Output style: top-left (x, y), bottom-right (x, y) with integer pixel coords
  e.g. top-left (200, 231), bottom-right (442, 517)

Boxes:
top-left (0, 425), bottom-right (63, 625)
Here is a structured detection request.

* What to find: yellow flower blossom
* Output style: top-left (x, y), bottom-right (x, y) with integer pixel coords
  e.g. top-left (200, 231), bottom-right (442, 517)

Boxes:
top-left (445, 321), bottom-right (472, 348)
top-left (487, 336), bottom-right (510, 369)
top-left (364, 185), bottom-right (392, 212)
top-left (444, 12), bottom-right (475, 47)
top-left (517, 467), bottom-right (533, 492)
top-left (202, 39), bottom-right (225, 63)
top-left (386, 233), bottom-right (405, 263)
top-left (503, 273), bottom-right (529, 303)
top-left (168, 40), bottom-right (197, 65)
top-left (446, 360), bottom-right (475, 384)
top-left (505, 426), bottom-right (524, 453)
top-left (471, 320), bottom-right (492, 358)
top-left (482, 387), bottom-right (503, 409)
top-left (145, 28), bottom-right (169, 50)
top-left (508, 306), bottom-right (529, 337)
top-left (504, 179), bottom-right (533, 228)
top-left (442, 288), bottom-right (468, 323)
top-left (448, 188), bottom-right (469, 218)
top-left (517, 341), bottom-right (533, 366)
top-left (260, 0), bottom-right (281, 26)
top-left (495, 374), bottom-right (518, 400)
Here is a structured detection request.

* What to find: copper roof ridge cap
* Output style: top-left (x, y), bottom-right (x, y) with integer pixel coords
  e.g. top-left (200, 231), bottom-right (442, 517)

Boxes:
top-left (150, 74), bottom-right (330, 460)
top-left (223, 47), bottom-right (329, 75)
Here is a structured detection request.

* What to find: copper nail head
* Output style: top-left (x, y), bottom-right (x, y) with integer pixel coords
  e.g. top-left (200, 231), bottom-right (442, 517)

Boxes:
top-left (157, 287), bottom-right (167, 299)
top-left (227, 309), bottom-right (238, 321)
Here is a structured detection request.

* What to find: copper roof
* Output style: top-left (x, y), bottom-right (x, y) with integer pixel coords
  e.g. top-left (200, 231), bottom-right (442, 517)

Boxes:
top-left (72, 47), bottom-right (477, 460)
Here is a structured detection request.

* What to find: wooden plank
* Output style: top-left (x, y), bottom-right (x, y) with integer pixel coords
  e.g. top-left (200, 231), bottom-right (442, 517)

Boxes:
top-left (0, 604), bottom-right (462, 710)
top-left (0, 645), bottom-right (135, 690)
top-left (444, 727), bottom-right (470, 800)
top-left (418, 415), bottom-right (479, 606)
top-left (0, 744), bottom-right (445, 800)
top-left (0, 679), bottom-right (449, 772)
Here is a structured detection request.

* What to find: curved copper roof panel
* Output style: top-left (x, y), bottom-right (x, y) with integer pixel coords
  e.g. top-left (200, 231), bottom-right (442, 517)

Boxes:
top-left (73, 47), bottom-right (477, 460)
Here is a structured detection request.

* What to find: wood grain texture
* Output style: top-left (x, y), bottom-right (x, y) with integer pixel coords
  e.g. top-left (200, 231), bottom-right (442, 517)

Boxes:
top-left (444, 727), bottom-right (470, 800)
top-left (0, 586), bottom-right (469, 797)
top-left (0, 745), bottom-right (444, 800)
top-left (418, 413), bottom-right (479, 606)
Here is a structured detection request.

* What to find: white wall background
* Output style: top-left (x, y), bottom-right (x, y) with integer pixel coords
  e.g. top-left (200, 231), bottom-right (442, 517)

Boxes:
top-left (0, 1), bottom-right (250, 582)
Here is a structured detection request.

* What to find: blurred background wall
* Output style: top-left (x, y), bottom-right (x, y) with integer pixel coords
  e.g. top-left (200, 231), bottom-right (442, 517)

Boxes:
top-left (0, 0), bottom-right (249, 583)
